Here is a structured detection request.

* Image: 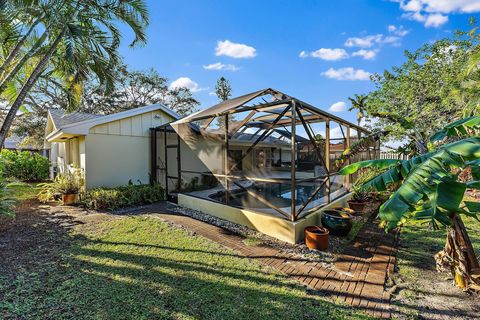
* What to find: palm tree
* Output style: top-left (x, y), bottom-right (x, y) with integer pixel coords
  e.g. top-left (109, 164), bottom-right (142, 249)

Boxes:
top-left (0, 0), bottom-right (45, 80)
top-left (348, 94), bottom-right (367, 127)
top-left (0, 0), bottom-right (149, 147)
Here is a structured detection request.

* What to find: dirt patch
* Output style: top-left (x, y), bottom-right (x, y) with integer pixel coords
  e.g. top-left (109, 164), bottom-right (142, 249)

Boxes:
top-left (391, 270), bottom-right (480, 319)
top-left (390, 242), bottom-right (480, 319)
top-left (0, 201), bottom-right (99, 278)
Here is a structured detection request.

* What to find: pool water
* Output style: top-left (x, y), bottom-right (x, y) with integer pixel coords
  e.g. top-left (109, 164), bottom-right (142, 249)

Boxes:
top-left (210, 182), bottom-right (340, 209)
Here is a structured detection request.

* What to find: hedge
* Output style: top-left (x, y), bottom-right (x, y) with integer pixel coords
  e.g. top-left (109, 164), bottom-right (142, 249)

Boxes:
top-left (81, 183), bottom-right (165, 210)
top-left (0, 150), bottom-right (49, 181)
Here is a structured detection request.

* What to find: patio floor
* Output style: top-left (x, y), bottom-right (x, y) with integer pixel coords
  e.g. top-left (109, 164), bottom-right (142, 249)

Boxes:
top-left (137, 202), bottom-right (398, 318)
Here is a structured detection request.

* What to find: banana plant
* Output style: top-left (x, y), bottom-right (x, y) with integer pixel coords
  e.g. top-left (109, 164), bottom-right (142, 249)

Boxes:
top-left (339, 117), bottom-right (480, 291)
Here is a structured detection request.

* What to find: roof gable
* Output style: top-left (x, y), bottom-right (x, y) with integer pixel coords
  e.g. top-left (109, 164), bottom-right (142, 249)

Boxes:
top-left (46, 104), bottom-right (180, 141)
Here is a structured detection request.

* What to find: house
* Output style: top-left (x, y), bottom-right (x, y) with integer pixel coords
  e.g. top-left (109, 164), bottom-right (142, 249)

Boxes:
top-left (44, 105), bottom-right (179, 189)
top-left (44, 89), bottom-right (378, 243)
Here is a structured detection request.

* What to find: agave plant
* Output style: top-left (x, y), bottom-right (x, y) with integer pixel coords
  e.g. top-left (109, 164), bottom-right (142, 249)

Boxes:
top-left (339, 116), bottom-right (480, 291)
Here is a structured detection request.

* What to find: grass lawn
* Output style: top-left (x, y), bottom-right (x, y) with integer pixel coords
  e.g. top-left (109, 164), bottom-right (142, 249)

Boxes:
top-left (6, 181), bottom-right (41, 201)
top-left (0, 207), bottom-right (372, 320)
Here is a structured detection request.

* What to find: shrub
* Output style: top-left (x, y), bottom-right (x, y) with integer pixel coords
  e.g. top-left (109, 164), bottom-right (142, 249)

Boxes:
top-left (82, 183), bottom-right (164, 210)
top-left (0, 150), bottom-right (49, 181)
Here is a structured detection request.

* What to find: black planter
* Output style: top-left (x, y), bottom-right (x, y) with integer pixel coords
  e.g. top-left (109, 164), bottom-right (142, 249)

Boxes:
top-left (321, 209), bottom-right (353, 237)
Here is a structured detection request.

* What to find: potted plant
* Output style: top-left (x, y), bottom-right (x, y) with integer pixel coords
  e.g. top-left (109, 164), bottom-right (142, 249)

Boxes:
top-left (38, 169), bottom-right (83, 205)
top-left (305, 226), bottom-right (329, 251)
top-left (347, 185), bottom-right (370, 214)
top-left (321, 209), bottom-right (354, 236)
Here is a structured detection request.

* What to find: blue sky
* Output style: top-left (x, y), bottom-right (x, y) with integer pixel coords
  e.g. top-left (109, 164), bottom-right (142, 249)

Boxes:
top-left (118, 0), bottom-right (480, 124)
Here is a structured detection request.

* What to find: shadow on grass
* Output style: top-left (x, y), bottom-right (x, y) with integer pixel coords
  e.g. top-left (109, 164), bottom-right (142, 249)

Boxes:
top-left (2, 202), bottom-right (477, 320)
top-left (0, 203), bottom-right (371, 320)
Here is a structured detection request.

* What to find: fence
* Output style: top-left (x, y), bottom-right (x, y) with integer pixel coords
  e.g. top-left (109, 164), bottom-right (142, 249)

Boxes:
top-left (379, 151), bottom-right (410, 160)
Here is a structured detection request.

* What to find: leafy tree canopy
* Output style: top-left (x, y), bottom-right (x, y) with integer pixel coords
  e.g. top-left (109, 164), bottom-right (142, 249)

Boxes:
top-left (354, 35), bottom-right (480, 154)
top-left (11, 65), bottom-right (199, 147)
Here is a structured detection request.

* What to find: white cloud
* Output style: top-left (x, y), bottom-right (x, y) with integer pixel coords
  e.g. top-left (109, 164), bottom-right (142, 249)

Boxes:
top-left (424, 13), bottom-right (449, 27)
top-left (312, 48), bottom-right (349, 60)
top-left (352, 49), bottom-right (377, 60)
top-left (345, 25), bottom-right (410, 49)
top-left (321, 67), bottom-right (371, 81)
top-left (169, 77), bottom-right (206, 92)
top-left (345, 34), bottom-right (383, 48)
top-left (203, 62), bottom-right (240, 71)
top-left (301, 48), bottom-right (349, 60)
top-left (394, 0), bottom-right (480, 28)
top-left (402, 11), bottom-right (448, 27)
top-left (215, 40), bottom-right (256, 58)
top-left (329, 101), bottom-right (348, 112)
top-left (400, 0), bottom-right (423, 12)
top-left (400, 0), bottom-right (480, 14)
top-left (330, 126), bottom-right (346, 139)
top-left (388, 25), bottom-right (410, 36)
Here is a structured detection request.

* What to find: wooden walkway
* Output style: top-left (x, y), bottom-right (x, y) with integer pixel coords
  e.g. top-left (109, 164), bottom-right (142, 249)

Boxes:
top-left (139, 203), bottom-right (398, 318)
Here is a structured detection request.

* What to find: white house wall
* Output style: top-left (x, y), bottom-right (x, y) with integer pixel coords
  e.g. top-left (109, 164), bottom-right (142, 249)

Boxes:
top-left (49, 136), bottom-right (86, 177)
top-left (85, 110), bottom-right (173, 188)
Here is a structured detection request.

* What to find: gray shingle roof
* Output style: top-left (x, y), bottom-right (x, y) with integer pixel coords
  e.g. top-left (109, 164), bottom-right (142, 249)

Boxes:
top-left (49, 109), bottom-right (103, 129)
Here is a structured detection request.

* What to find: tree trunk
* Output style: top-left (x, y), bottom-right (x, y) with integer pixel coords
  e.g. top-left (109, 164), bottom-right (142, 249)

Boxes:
top-left (0, 30), bottom-right (65, 148)
top-left (0, 18), bottom-right (41, 80)
top-left (0, 31), bottom-right (48, 95)
top-left (414, 139), bottom-right (429, 154)
top-left (436, 214), bottom-right (480, 291)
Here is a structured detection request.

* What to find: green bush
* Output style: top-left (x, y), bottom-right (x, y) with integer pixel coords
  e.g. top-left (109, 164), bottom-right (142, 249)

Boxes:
top-left (0, 150), bottom-right (49, 181)
top-left (82, 183), bottom-right (165, 210)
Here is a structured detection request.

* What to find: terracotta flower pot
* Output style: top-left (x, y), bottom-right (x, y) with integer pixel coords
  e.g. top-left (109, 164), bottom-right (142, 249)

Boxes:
top-left (347, 200), bottom-right (367, 215)
top-left (305, 226), bottom-right (329, 251)
top-left (62, 193), bottom-right (78, 205)
top-left (321, 209), bottom-right (353, 237)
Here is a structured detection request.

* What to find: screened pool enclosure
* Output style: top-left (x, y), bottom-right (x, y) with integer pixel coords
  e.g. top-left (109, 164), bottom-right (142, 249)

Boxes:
top-left (150, 89), bottom-right (378, 222)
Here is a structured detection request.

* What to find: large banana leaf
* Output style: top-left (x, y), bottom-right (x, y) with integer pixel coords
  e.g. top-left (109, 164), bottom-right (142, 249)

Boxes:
top-left (430, 116), bottom-right (480, 142)
top-left (337, 159), bottom-right (400, 175)
top-left (339, 137), bottom-right (480, 230)
top-left (379, 137), bottom-right (480, 229)
top-left (338, 152), bottom-right (433, 191)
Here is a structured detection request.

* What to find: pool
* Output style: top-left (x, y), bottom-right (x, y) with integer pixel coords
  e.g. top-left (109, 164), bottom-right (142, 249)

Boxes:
top-left (209, 181), bottom-right (343, 209)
